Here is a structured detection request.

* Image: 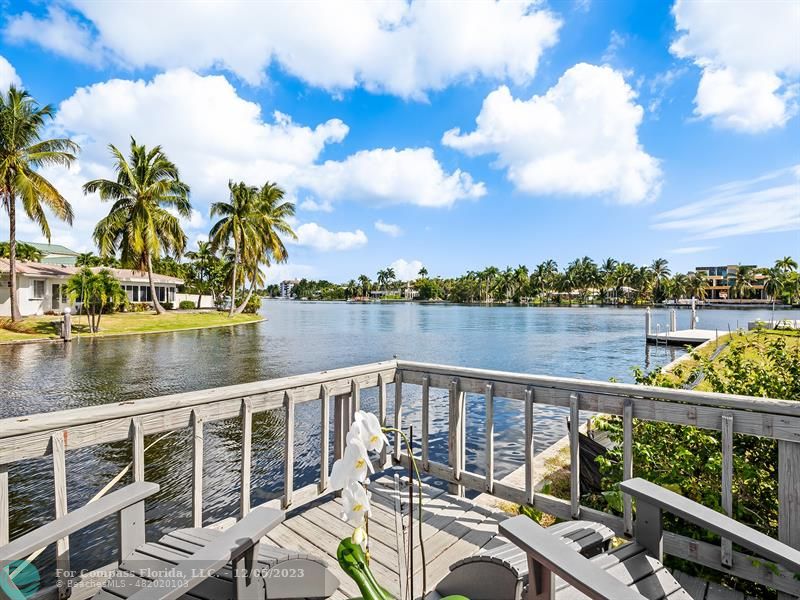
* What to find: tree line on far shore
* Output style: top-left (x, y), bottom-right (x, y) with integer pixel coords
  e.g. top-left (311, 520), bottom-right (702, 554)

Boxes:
top-left (1, 86), bottom-right (295, 322)
top-left (267, 257), bottom-right (799, 306)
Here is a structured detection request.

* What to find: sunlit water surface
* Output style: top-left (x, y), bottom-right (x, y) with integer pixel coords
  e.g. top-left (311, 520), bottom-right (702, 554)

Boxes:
top-left (2, 302), bottom-right (796, 576)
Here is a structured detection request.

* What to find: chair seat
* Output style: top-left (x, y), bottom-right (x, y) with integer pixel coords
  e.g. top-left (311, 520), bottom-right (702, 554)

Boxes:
top-left (94, 527), bottom-right (338, 600)
top-left (435, 520), bottom-right (615, 600)
top-left (554, 542), bottom-right (694, 600)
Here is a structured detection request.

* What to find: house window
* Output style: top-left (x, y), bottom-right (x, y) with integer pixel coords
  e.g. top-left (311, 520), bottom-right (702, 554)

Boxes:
top-left (140, 286), bottom-right (151, 302)
top-left (156, 286), bottom-right (166, 302)
top-left (32, 280), bottom-right (45, 299)
top-left (168, 287), bottom-right (175, 303)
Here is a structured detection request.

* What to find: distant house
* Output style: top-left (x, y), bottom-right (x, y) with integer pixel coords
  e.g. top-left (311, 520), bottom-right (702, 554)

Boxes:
top-left (22, 241), bottom-right (81, 265)
top-left (0, 259), bottom-right (183, 316)
top-left (693, 265), bottom-right (767, 301)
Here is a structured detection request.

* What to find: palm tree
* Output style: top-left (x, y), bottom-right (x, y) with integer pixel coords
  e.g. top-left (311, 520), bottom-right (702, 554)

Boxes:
top-left (0, 86), bottom-right (79, 321)
top-left (688, 271), bottom-right (708, 301)
top-left (85, 138), bottom-right (191, 315)
top-left (231, 182), bottom-right (296, 315)
top-left (731, 264), bottom-right (756, 299)
top-left (776, 256), bottom-right (797, 273)
top-left (65, 267), bottom-right (125, 333)
top-left (418, 266), bottom-right (428, 279)
top-left (0, 241), bottom-right (43, 262)
top-left (75, 252), bottom-right (101, 267)
top-left (357, 274), bottom-right (371, 298)
top-left (209, 181), bottom-right (258, 316)
top-left (185, 241), bottom-right (217, 307)
top-left (761, 267), bottom-right (785, 316)
top-left (650, 258), bottom-right (670, 302)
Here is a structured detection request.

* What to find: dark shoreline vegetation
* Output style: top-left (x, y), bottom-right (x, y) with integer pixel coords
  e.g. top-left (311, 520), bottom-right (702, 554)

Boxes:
top-left (531, 328), bottom-right (800, 599)
top-left (263, 257), bottom-right (800, 307)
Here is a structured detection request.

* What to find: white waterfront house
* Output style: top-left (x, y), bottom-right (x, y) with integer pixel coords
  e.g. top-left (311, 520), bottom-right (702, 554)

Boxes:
top-left (0, 258), bottom-right (183, 317)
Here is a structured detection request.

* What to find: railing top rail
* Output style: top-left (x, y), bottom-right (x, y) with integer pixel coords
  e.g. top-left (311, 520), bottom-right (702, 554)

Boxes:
top-left (0, 360), bottom-right (395, 440)
top-left (396, 360), bottom-right (799, 417)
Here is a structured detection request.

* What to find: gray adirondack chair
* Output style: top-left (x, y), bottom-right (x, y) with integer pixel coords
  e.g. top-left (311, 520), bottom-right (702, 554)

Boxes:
top-left (435, 520), bottom-right (615, 600)
top-left (0, 482), bottom-right (338, 600)
top-left (499, 478), bottom-right (800, 599)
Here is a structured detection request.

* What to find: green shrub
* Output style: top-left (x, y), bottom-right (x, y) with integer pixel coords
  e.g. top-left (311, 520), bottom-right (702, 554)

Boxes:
top-left (178, 300), bottom-right (196, 310)
top-left (589, 332), bottom-right (799, 597)
top-left (161, 301), bottom-right (173, 310)
top-left (243, 295), bottom-right (261, 314)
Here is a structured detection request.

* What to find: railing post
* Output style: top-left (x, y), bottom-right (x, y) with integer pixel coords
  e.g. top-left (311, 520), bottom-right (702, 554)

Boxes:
top-left (51, 432), bottom-right (70, 598)
top-left (378, 374), bottom-right (389, 469)
top-left (351, 380), bottom-right (361, 416)
top-left (283, 391), bottom-right (295, 509)
top-left (485, 382), bottom-right (495, 494)
top-left (240, 399), bottom-right (253, 518)
top-left (721, 413), bottom-right (733, 567)
top-left (131, 417), bottom-right (144, 483)
top-left (333, 393), bottom-right (348, 461)
top-left (191, 410), bottom-right (204, 528)
top-left (448, 378), bottom-right (465, 496)
top-left (524, 386), bottom-right (535, 505)
top-left (622, 398), bottom-right (634, 536)
top-left (393, 371), bottom-right (403, 463)
top-left (569, 393), bottom-right (580, 519)
top-left (422, 376), bottom-right (430, 471)
top-left (0, 465), bottom-right (8, 546)
top-left (319, 385), bottom-right (330, 493)
top-left (778, 440), bottom-right (800, 600)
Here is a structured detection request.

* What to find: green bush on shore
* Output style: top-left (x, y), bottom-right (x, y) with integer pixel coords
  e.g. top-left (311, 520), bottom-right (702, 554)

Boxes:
top-left (587, 331), bottom-right (799, 598)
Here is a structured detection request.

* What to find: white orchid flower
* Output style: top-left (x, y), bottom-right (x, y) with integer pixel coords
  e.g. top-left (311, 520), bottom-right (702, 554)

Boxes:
top-left (341, 481), bottom-right (371, 527)
top-left (353, 411), bottom-right (389, 453)
top-left (351, 525), bottom-right (368, 550)
top-left (329, 437), bottom-right (373, 490)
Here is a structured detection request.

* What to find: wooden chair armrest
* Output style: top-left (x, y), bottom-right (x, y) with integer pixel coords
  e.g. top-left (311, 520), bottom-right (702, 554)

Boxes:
top-left (500, 515), bottom-right (647, 600)
top-left (0, 482), bottom-right (159, 569)
top-left (127, 506), bottom-right (284, 600)
top-left (620, 478), bottom-right (800, 572)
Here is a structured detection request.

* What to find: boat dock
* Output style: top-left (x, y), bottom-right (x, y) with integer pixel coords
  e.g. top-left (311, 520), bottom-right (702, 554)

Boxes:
top-left (646, 328), bottom-right (718, 346)
top-left (645, 306), bottom-right (719, 345)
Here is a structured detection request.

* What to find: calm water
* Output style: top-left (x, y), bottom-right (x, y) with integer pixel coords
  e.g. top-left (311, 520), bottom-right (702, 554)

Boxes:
top-left (1, 302), bottom-right (797, 577)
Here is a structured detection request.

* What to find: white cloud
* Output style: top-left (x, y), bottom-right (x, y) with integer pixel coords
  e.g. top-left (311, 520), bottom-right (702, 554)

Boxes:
top-left (4, 0), bottom-right (560, 99)
top-left (653, 164), bottom-right (800, 239)
top-left (390, 259), bottom-right (424, 281)
top-left (669, 246), bottom-right (716, 255)
top-left (0, 55), bottom-right (21, 89)
top-left (670, 0), bottom-right (800, 132)
top-left (291, 223), bottom-right (367, 251)
top-left (4, 7), bottom-right (103, 66)
top-left (263, 263), bottom-right (315, 285)
top-left (374, 220), bottom-right (402, 237)
top-left (299, 198), bottom-right (334, 213)
top-left (31, 69), bottom-right (477, 250)
top-left (300, 147), bottom-right (485, 208)
top-left (443, 63), bottom-right (661, 204)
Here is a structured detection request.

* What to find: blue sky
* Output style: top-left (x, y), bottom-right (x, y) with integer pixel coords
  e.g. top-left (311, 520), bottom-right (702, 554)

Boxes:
top-left (0, 0), bottom-right (798, 283)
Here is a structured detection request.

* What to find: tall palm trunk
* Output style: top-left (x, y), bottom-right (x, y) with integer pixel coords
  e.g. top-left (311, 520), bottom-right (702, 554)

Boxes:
top-left (234, 266), bottom-right (257, 314)
top-left (229, 237), bottom-right (238, 317)
top-left (7, 187), bottom-right (21, 322)
top-left (146, 252), bottom-right (165, 315)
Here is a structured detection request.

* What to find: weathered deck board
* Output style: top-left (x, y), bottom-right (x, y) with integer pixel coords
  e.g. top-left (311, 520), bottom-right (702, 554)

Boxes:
top-left (260, 470), bottom-right (508, 600)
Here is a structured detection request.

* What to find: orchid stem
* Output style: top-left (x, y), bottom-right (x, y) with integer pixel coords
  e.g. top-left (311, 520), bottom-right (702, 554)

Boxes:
top-left (382, 426), bottom-right (427, 596)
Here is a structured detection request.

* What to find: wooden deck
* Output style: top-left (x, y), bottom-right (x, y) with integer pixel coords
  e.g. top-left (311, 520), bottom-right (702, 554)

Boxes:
top-left (255, 468), bottom-right (751, 600)
top-left (265, 470), bottom-right (507, 600)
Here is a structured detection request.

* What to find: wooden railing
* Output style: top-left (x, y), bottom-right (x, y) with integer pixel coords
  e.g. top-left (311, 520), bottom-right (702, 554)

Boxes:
top-left (1, 358), bottom-right (799, 598)
top-left (392, 360), bottom-right (800, 599)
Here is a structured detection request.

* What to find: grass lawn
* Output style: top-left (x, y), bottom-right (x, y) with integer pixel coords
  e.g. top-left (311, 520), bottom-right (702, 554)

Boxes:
top-left (0, 311), bottom-right (263, 343)
top-left (662, 328), bottom-right (800, 390)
